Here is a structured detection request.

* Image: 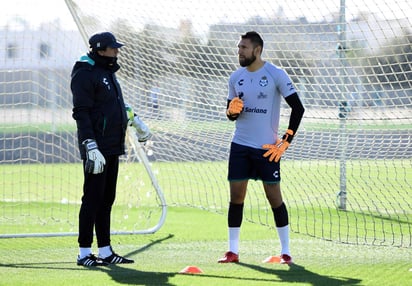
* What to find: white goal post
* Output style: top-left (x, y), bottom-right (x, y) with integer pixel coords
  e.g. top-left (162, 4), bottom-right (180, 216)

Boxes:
top-left (0, 128), bottom-right (167, 238)
top-left (0, 0), bottom-right (411, 247)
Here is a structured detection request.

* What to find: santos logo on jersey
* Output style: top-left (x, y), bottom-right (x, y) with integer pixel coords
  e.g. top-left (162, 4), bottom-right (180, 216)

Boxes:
top-left (244, 106), bottom-right (267, 114)
top-left (259, 76), bottom-right (268, 87)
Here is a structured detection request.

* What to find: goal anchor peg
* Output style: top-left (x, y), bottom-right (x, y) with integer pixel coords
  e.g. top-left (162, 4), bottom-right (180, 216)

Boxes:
top-left (179, 265), bottom-right (203, 274)
top-left (262, 256), bottom-right (281, 263)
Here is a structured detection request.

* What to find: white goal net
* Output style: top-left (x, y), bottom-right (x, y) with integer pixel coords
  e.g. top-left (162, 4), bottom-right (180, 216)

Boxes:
top-left (0, 0), bottom-right (411, 247)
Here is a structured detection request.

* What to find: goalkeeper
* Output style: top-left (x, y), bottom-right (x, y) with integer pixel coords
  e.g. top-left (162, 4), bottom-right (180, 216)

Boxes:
top-left (218, 31), bottom-right (305, 265)
top-left (71, 32), bottom-right (150, 267)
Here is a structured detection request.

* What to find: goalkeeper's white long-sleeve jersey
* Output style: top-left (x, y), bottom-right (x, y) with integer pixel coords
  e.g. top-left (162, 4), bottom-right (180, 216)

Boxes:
top-left (227, 62), bottom-right (296, 149)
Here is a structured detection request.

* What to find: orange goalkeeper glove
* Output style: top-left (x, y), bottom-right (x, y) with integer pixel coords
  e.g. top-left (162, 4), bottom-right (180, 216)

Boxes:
top-left (226, 97), bottom-right (244, 116)
top-left (262, 129), bottom-right (294, 163)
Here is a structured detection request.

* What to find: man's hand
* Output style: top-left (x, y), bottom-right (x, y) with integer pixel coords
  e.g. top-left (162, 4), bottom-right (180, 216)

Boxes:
top-left (226, 97), bottom-right (244, 116)
top-left (125, 103), bottom-right (152, 142)
top-left (125, 103), bottom-right (135, 124)
top-left (262, 129), bottom-right (294, 163)
top-left (82, 139), bottom-right (106, 174)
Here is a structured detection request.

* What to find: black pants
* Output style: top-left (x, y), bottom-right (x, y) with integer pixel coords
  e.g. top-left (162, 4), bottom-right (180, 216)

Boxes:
top-left (78, 155), bottom-right (119, 248)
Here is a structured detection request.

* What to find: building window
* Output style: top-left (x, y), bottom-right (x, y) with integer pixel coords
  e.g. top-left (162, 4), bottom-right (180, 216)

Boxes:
top-left (7, 43), bottom-right (18, 58)
top-left (39, 43), bottom-right (50, 58)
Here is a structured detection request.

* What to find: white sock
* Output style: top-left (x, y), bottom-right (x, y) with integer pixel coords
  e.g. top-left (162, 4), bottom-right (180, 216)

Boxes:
top-left (79, 247), bottom-right (92, 259)
top-left (229, 227), bottom-right (240, 254)
top-left (277, 225), bottom-right (290, 255)
top-left (98, 246), bottom-right (113, 259)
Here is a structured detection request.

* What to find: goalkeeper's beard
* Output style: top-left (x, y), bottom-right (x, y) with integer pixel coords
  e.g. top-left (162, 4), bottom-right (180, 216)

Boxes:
top-left (239, 54), bottom-right (256, 67)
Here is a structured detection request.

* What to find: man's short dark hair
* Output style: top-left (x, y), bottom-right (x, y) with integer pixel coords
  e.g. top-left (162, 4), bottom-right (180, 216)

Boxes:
top-left (241, 31), bottom-right (264, 49)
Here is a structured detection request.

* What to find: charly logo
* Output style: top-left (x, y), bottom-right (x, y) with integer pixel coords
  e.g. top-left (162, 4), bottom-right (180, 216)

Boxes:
top-left (103, 77), bottom-right (110, 90)
top-left (259, 76), bottom-right (268, 87)
top-left (238, 79), bottom-right (244, 86)
top-left (273, 171), bottom-right (279, 179)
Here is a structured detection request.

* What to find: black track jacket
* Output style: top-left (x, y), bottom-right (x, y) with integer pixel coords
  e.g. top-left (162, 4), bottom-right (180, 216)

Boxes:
top-left (71, 53), bottom-right (128, 159)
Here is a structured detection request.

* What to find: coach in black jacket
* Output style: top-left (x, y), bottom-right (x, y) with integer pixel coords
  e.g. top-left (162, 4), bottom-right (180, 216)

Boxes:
top-left (71, 32), bottom-right (133, 267)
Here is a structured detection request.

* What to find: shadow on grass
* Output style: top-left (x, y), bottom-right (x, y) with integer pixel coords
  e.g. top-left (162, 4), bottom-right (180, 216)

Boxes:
top-left (0, 234), bottom-right (178, 286)
top-left (237, 261), bottom-right (362, 285)
top-left (92, 264), bottom-right (177, 286)
top-left (98, 233), bottom-right (177, 285)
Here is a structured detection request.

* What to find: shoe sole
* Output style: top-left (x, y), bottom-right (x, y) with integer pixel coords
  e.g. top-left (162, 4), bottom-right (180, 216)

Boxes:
top-left (218, 258), bottom-right (239, 263)
top-left (77, 261), bottom-right (109, 266)
top-left (77, 258), bottom-right (109, 267)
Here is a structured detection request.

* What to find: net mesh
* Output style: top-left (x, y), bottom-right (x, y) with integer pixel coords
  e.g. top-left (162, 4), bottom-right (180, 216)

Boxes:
top-left (0, 0), bottom-right (411, 246)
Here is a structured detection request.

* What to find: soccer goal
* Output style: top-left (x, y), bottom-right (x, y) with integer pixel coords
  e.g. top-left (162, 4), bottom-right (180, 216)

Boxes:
top-left (0, 0), bottom-right (411, 247)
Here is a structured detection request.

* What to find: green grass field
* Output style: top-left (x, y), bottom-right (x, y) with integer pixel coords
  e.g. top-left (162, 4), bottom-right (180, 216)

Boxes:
top-left (1, 160), bottom-right (411, 246)
top-left (0, 206), bottom-right (411, 286)
top-left (0, 158), bottom-right (411, 285)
